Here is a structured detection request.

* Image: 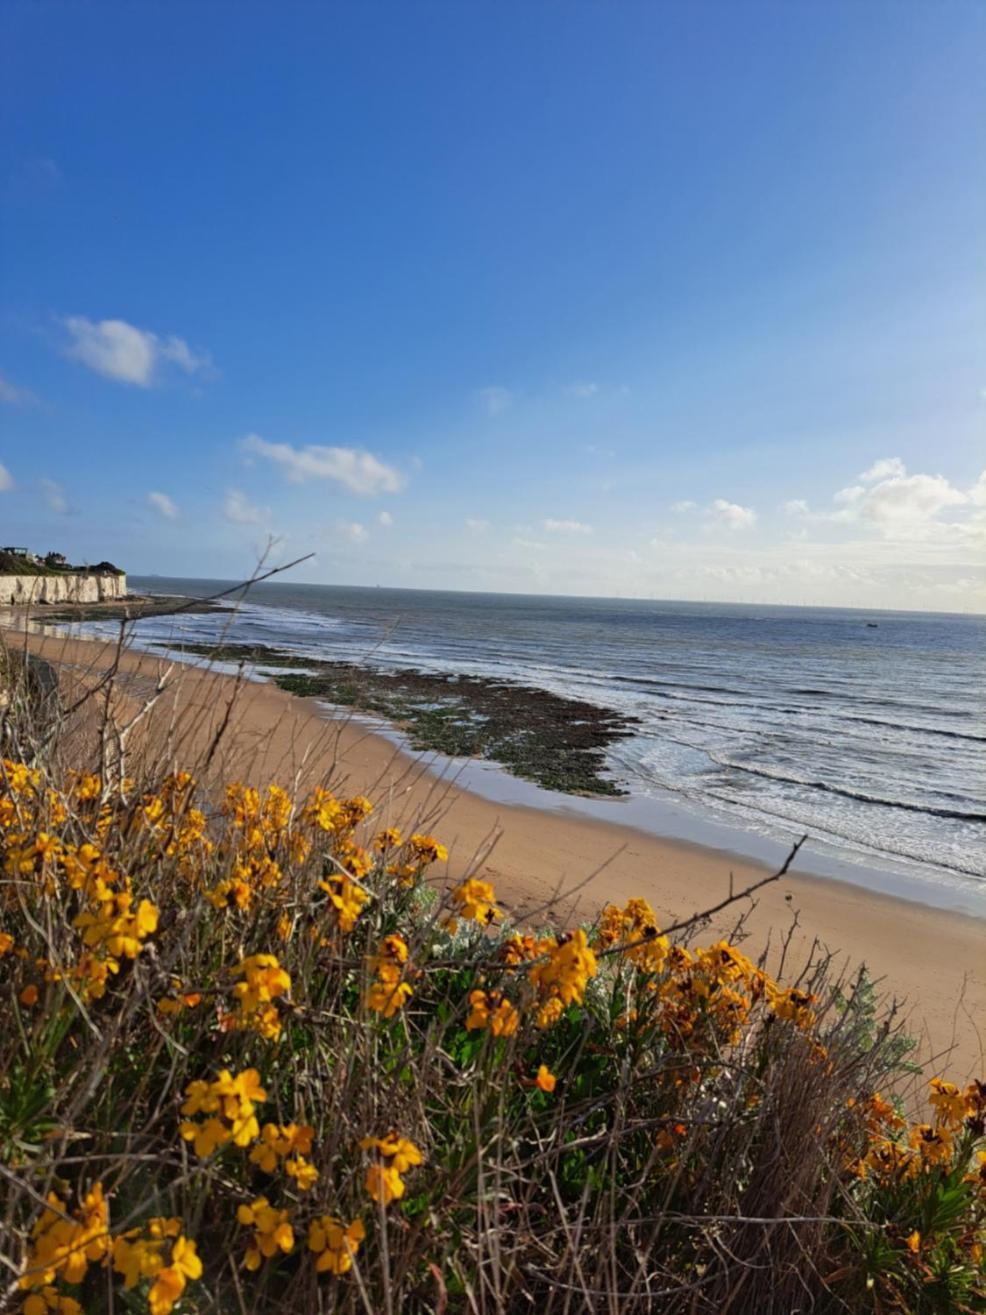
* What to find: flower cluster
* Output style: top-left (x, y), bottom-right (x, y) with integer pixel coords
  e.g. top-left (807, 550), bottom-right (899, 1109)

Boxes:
top-left (361, 1133), bottom-right (424, 1205)
top-left (74, 889), bottom-right (159, 961)
top-left (366, 933), bottom-right (413, 1017)
top-left (231, 952), bottom-right (291, 1039)
top-left (111, 1219), bottom-right (202, 1315)
top-left (466, 988), bottom-right (519, 1036)
top-left (19, 1185), bottom-right (202, 1315)
top-left (249, 1122), bottom-right (319, 1190)
top-left (307, 1215), bottom-right (366, 1275)
top-left (4, 751), bottom-right (984, 1312)
top-left (237, 1197), bottom-right (294, 1270)
top-left (859, 1077), bottom-right (986, 1185)
top-left (446, 876), bottom-right (502, 931)
top-left (179, 1067), bottom-right (267, 1158)
top-left (596, 897), bottom-right (670, 974)
top-left (529, 929), bottom-right (598, 1028)
top-left (319, 872), bottom-right (370, 932)
top-left (20, 1183), bottom-right (110, 1291)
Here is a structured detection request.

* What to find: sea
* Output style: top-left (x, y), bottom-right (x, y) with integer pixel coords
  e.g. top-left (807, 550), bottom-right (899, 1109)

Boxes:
top-left (66, 578), bottom-right (986, 917)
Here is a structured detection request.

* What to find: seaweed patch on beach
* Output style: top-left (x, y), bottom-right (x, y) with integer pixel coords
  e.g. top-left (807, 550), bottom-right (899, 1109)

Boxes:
top-left (167, 642), bottom-right (640, 796)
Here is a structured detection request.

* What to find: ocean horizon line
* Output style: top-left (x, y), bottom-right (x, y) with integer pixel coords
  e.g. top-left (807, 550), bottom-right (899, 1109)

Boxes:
top-left (131, 574), bottom-right (986, 622)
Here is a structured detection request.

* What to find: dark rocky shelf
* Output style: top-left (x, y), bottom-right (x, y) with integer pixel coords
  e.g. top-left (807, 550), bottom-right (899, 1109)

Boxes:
top-left (163, 641), bottom-right (640, 797)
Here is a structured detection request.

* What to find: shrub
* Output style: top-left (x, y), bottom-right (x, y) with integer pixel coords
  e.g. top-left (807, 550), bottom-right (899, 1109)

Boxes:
top-left (0, 676), bottom-right (983, 1313)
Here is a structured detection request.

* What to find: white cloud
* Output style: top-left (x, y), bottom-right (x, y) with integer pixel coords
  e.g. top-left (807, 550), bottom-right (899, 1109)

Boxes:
top-left (783, 499), bottom-right (809, 516)
top-left (709, 498), bottom-right (757, 530)
top-left (856, 472), bottom-right (966, 529)
top-left (0, 463), bottom-right (13, 491)
top-left (242, 433), bottom-right (402, 495)
top-left (223, 488), bottom-right (270, 526)
top-left (0, 374), bottom-right (37, 406)
top-left (544, 518), bottom-right (593, 535)
top-left (671, 500), bottom-right (697, 513)
top-left (780, 460), bottom-right (985, 547)
top-left (63, 316), bottom-right (211, 387)
top-left (147, 491), bottom-right (180, 520)
top-left (336, 520), bottom-right (367, 543)
top-left (564, 381), bottom-right (599, 399)
top-left (513, 537), bottom-right (547, 552)
top-left (41, 478), bottom-right (67, 514)
top-left (859, 456), bottom-right (906, 483)
top-left (478, 386), bottom-right (512, 416)
top-left (465, 517), bottom-right (490, 532)
top-left (378, 510), bottom-right (394, 527)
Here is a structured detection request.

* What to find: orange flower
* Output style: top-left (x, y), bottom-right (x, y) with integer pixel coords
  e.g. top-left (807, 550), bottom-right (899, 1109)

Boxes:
top-left (535, 1065), bottom-right (556, 1093)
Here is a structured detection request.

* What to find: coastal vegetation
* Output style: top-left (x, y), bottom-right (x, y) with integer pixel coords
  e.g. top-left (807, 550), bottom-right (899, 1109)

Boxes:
top-left (0, 650), bottom-right (984, 1315)
top-left (0, 548), bottom-right (124, 578)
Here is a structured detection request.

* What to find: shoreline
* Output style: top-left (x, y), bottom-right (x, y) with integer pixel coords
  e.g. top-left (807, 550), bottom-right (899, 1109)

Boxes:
top-left (4, 623), bottom-right (983, 1083)
top-left (31, 601), bottom-right (985, 917)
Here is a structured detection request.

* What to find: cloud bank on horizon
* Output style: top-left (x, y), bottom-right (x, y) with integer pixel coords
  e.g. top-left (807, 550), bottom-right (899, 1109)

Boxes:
top-left (0, 2), bottom-right (982, 612)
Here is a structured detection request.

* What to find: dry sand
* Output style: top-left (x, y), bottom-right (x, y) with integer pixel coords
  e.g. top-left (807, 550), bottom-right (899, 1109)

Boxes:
top-left (9, 625), bottom-right (984, 1084)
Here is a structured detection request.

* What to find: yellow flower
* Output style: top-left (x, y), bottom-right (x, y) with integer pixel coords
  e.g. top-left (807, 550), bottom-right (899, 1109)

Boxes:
top-left (19, 1184), bottom-right (110, 1291)
top-left (181, 1079), bottom-right (219, 1117)
top-left (232, 953), bottom-right (291, 1014)
top-left (535, 997), bottom-right (565, 1030)
top-left (603, 898), bottom-right (670, 975)
top-left (285, 1156), bottom-right (319, 1191)
top-left (449, 876), bottom-right (501, 926)
top-left (113, 1234), bottom-right (164, 1288)
top-left (529, 929), bottom-right (597, 1009)
top-left (180, 1116), bottom-right (230, 1159)
top-left (307, 1215), bottom-right (366, 1275)
top-left (365, 1163), bottom-right (405, 1205)
top-left (319, 873), bottom-right (370, 932)
top-left (249, 1122), bottom-right (315, 1172)
top-left (466, 988), bottom-right (490, 1031)
top-left (367, 978), bottom-right (413, 1017)
top-left (768, 986), bottom-right (816, 1030)
top-left (928, 1077), bottom-right (968, 1129)
top-left (74, 891), bottom-right (158, 960)
top-left (361, 1132), bottom-right (423, 1203)
top-left (373, 826), bottom-right (403, 852)
top-left (465, 989), bottom-right (517, 1036)
top-left (237, 1198), bottom-right (294, 1268)
top-left (22, 1290), bottom-right (83, 1315)
top-left (148, 1237), bottom-right (201, 1315)
top-left (535, 1065), bottom-right (557, 1093)
top-left (965, 1148), bottom-right (986, 1192)
top-left (362, 1134), bottom-right (424, 1173)
top-left (180, 1069), bottom-right (266, 1154)
top-left (906, 1230), bottom-right (921, 1254)
top-left (909, 1122), bottom-right (953, 1168)
top-left (410, 833), bottom-right (447, 864)
top-left (370, 934), bottom-right (409, 973)
top-left (302, 786), bottom-right (343, 832)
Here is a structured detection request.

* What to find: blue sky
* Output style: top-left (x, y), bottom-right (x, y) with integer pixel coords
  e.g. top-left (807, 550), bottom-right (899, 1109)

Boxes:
top-left (1, 1), bottom-right (983, 610)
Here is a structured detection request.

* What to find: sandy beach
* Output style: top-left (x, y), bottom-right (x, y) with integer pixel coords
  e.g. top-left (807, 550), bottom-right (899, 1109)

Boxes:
top-left (8, 624), bottom-right (984, 1084)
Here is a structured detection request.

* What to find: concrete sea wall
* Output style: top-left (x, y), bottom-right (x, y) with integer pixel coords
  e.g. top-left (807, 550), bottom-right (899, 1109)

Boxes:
top-left (0, 574), bottom-right (127, 605)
